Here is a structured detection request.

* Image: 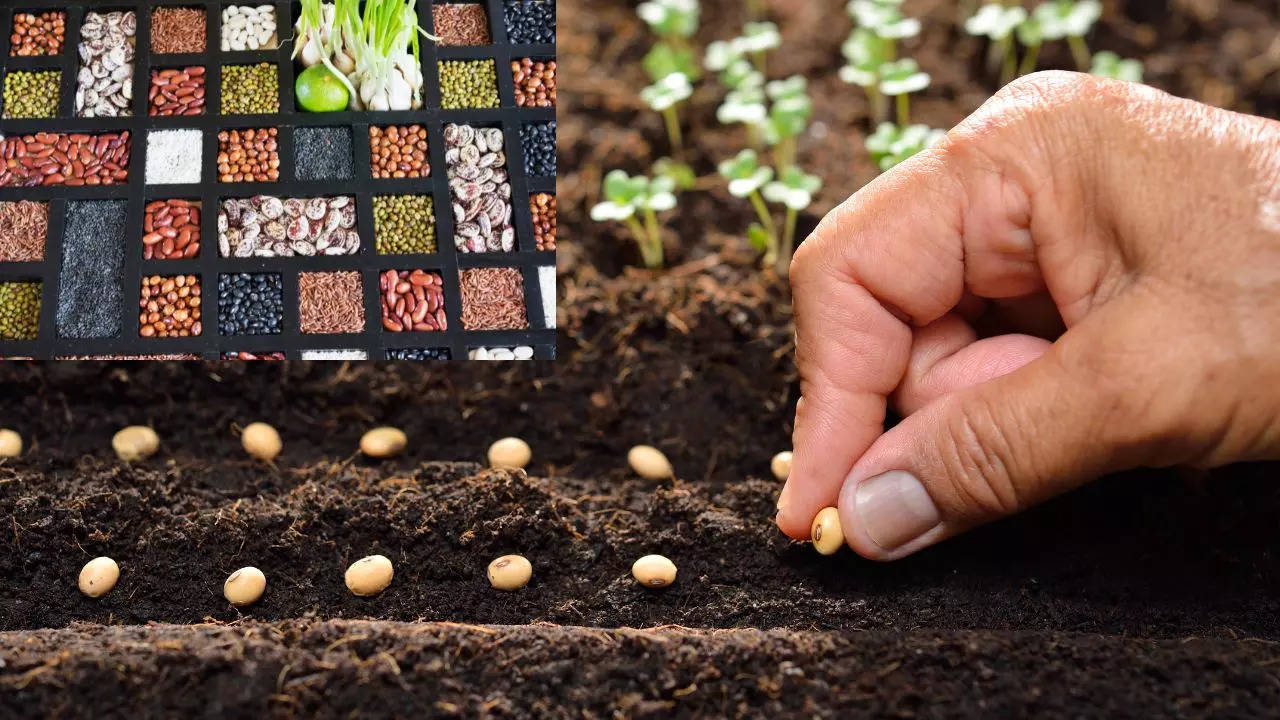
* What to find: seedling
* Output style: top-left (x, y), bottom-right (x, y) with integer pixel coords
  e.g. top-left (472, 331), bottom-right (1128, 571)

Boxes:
top-left (763, 76), bottom-right (812, 171)
top-left (640, 72), bottom-right (693, 156)
top-left (1033, 0), bottom-right (1101, 70)
top-left (839, 28), bottom-right (893, 121)
top-left (865, 122), bottom-right (946, 171)
top-left (590, 169), bottom-right (678, 269)
top-left (652, 157), bottom-right (697, 192)
top-left (1090, 51), bottom-right (1143, 83)
top-left (965, 3), bottom-right (1028, 85)
top-left (847, 0), bottom-right (921, 43)
top-left (639, 0), bottom-right (701, 82)
top-left (738, 21), bottom-right (781, 75)
top-left (1014, 16), bottom-right (1044, 76)
top-left (718, 149), bottom-right (777, 261)
top-left (762, 166), bottom-right (822, 276)
top-left (877, 58), bottom-right (930, 126)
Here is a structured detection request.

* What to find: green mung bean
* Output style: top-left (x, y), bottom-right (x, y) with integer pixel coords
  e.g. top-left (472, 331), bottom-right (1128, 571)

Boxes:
top-left (374, 195), bottom-right (436, 254)
top-left (438, 60), bottom-right (499, 109)
top-left (3, 71), bottom-right (60, 119)
top-left (0, 282), bottom-right (41, 339)
top-left (221, 63), bottom-right (279, 115)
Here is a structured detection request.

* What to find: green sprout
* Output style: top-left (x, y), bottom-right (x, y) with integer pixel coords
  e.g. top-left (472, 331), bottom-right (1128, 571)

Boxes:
top-left (640, 0), bottom-right (701, 83)
top-left (877, 58), bottom-right (930, 126)
top-left (590, 169), bottom-right (678, 269)
top-left (965, 3), bottom-right (1028, 85)
top-left (704, 39), bottom-right (744, 73)
top-left (762, 76), bottom-right (812, 171)
top-left (866, 122), bottom-right (946, 171)
top-left (847, 0), bottom-right (921, 41)
top-left (762, 166), bottom-right (822, 276)
top-left (1033, 0), bottom-right (1101, 70)
top-left (1014, 16), bottom-right (1044, 76)
top-left (738, 21), bottom-right (781, 74)
top-left (839, 28), bottom-right (893, 121)
top-left (652, 156), bottom-right (697, 192)
top-left (718, 149), bottom-right (779, 266)
top-left (640, 72), bottom-right (693, 156)
top-left (1090, 51), bottom-right (1143, 83)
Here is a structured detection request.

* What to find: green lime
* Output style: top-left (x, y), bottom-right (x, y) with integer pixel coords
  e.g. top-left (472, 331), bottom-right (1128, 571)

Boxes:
top-left (295, 64), bottom-right (350, 113)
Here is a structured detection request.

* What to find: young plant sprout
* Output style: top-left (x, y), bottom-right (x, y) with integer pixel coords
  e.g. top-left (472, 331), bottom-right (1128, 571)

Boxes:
top-left (590, 169), bottom-right (678, 269)
top-left (707, 42), bottom-right (766, 145)
top-left (1090, 51), bottom-right (1144, 83)
top-left (639, 0), bottom-right (701, 82)
top-left (763, 76), bottom-right (812, 172)
top-left (877, 58), bottom-right (930, 126)
top-left (762, 166), bottom-right (821, 276)
top-left (718, 149), bottom-right (776, 256)
top-left (965, 3), bottom-right (1029, 85)
top-left (652, 157), bottom-right (697, 192)
top-left (865, 122), bottom-right (946, 171)
top-left (640, 72), bottom-right (693, 156)
top-left (1033, 0), bottom-right (1102, 71)
top-left (1014, 16), bottom-right (1044, 77)
top-left (847, 0), bottom-right (921, 45)
top-left (737, 21), bottom-right (781, 75)
top-left (839, 28), bottom-right (893, 121)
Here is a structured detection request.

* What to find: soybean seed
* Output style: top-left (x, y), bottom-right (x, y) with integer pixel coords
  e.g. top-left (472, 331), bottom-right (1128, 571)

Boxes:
top-left (223, 566), bottom-right (267, 606)
top-left (771, 451), bottom-right (792, 481)
top-left (78, 556), bottom-right (119, 597)
top-left (360, 427), bottom-right (407, 458)
top-left (627, 445), bottom-right (673, 479)
top-left (242, 421), bottom-right (282, 461)
top-left (0, 428), bottom-right (21, 457)
top-left (487, 554), bottom-right (532, 591)
top-left (811, 507), bottom-right (843, 555)
top-left (345, 554), bottom-right (394, 596)
top-left (632, 554), bottom-right (677, 588)
top-left (488, 437), bottom-right (531, 469)
top-left (112, 425), bottom-right (160, 462)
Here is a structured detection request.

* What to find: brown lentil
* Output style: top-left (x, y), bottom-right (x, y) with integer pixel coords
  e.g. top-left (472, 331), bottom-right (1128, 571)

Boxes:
top-left (139, 274), bottom-right (202, 338)
top-left (151, 7), bottom-right (207, 54)
top-left (369, 125), bottom-right (429, 179)
top-left (530, 193), bottom-right (556, 251)
top-left (10, 11), bottom-right (66, 57)
top-left (143, 199), bottom-right (201, 260)
top-left (149, 66), bottom-right (207, 116)
top-left (380, 269), bottom-right (446, 333)
top-left (433, 4), bottom-right (492, 46)
top-left (217, 128), bottom-right (280, 183)
top-left (512, 58), bottom-right (555, 108)
top-left (0, 131), bottom-right (131, 187)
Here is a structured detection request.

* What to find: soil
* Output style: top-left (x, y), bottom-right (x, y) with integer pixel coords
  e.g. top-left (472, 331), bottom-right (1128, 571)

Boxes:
top-left (3, 0), bottom-right (1280, 716)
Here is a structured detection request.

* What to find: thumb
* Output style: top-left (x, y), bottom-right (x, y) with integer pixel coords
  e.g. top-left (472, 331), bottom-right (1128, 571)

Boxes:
top-left (835, 306), bottom-right (1147, 561)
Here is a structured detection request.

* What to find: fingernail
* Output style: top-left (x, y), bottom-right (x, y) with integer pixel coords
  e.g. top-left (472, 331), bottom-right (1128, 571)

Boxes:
top-left (853, 470), bottom-right (941, 551)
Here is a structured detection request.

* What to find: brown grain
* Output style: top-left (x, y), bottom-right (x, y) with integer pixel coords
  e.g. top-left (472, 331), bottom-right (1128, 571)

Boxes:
top-left (0, 201), bottom-right (49, 262)
top-left (433, 4), bottom-right (491, 46)
top-left (459, 267), bottom-right (528, 330)
top-left (151, 8), bottom-right (207, 54)
top-left (298, 271), bottom-right (365, 334)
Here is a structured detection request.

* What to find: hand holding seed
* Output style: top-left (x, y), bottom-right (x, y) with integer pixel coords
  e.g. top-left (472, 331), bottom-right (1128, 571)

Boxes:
top-left (783, 72), bottom-right (1280, 560)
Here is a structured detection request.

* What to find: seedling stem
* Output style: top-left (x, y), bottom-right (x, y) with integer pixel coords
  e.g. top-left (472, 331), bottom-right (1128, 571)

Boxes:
top-left (641, 207), bottom-right (665, 268)
top-left (1000, 37), bottom-right (1017, 85)
top-left (663, 106), bottom-right (684, 157)
top-left (1019, 41), bottom-right (1041, 76)
top-left (779, 206), bottom-right (797, 276)
top-left (895, 93), bottom-right (909, 127)
top-left (749, 191), bottom-right (778, 242)
top-left (1068, 35), bottom-right (1090, 70)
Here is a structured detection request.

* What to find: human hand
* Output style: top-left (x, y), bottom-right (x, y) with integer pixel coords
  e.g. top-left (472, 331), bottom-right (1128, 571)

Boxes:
top-left (779, 71), bottom-right (1280, 560)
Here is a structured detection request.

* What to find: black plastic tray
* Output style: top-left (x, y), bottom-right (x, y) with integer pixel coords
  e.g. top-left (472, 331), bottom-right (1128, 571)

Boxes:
top-left (0, 0), bottom-right (556, 360)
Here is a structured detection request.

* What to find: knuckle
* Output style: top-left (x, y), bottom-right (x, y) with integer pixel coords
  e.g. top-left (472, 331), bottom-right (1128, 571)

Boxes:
top-left (933, 394), bottom-right (1026, 519)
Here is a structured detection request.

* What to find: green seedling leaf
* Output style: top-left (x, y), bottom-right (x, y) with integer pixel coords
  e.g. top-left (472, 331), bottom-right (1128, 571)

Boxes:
top-left (746, 222), bottom-right (772, 252)
top-left (652, 157), bottom-right (697, 191)
top-left (718, 149), bottom-right (774, 197)
top-left (644, 43), bottom-right (699, 82)
top-left (718, 85), bottom-right (768, 125)
top-left (1033, 0), bottom-right (1101, 39)
top-left (704, 40), bottom-right (743, 72)
top-left (766, 75), bottom-right (808, 101)
top-left (763, 166), bottom-right (823, 211)
top-left (720, 59), bottom-right (764, 91)
top-left (637, 0), bottom-right (700, 38)
top-left (878, 58), bottom-right (930, 96)
top-left (1016, 16), bottom-right (1044, 47)
top-left (865, 122), bottom-right (946, 171)
top-left (739, 21), bottom-right (781, 53)
top-left (840, 28), bottom-right (891, 87)
top-left (847, 0), bottom-right (920, 39)
top-left (1090, 50), bottom-right (1144, 82)
top-left (640, 72), bottom-right (693, 112)
top-left (965, 3), bottom-right (1028, 40)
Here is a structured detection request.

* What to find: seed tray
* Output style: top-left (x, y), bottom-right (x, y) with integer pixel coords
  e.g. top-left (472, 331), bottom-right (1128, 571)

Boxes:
top-left (0, 0), bottom-right (556, 360)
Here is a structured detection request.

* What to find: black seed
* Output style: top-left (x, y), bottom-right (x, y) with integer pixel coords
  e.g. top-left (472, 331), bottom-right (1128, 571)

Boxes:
top-left (218, 273), bottom-right (283, 336)
top-left (520, 121), bottom-right (556, 177)
top-left (386, 347), bottom-right (452, 360)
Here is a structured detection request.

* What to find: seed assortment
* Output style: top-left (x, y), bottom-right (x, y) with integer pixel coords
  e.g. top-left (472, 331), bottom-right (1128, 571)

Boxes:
top-left (434, 4), bottom-right (492, 47)
top-left (221, 63), bottom-right (279, 115)
top-left (221, 5), bottom-right (278, 51)
top-left (380, 269), bottom-right (446, 333)
top-left (9, 12), bottom-right (66, 57)
top-left (149, 67), bottom-right (206, 116)
top-left (369, 125), bottom-right (430, 179)
top-left (150, 8), bottom-right (206, 55)
top-left (504, 1), bottom-right (556, 45)
top-left (0, 282), bottom-right (41, 340)
top-left (0, 0), bottom-right (555, 359)
top-left (218, 195), bottom-right (359, 257)
top-left (218, 273), bottom-right (283, 335)
top-left (217, 128), bottom-right (280, 182)
top-left (459, 267), bottom-right (528, 330)
top-left (299, 271), bottom-right (364, 334)
top-left (143, 199), bottom-right (201, 260)
top-left (373, 195), bottom-right (436, 254)
top-left (0, 131), bottom-right (131, 187)
top-left (3, 71), bottom-right (60, 119)
top-left (531, 193), bottom-right (556, 250)
top-left (0, 201), bottom-right (49, 262)
top-left (445, 124), bottom-right (515, 253)
top-left (520, 121), bottom-right (556, 176)
top-left (512, 58), bottom-right (555, 108)
top-left (439, 60), bottom-right (500, 109)
top-left (139, 274), bottom-right (202, 337)
top-left (75, 11), bottom-right (136, 119)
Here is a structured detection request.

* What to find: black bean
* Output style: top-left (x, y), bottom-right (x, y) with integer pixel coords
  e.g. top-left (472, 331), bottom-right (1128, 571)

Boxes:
top-left (520, 121), bottom-right (555, 177)
top-left (218, 273), bottom-right (283, 336)
top-left (503, 0), bottom-right (555, 45)
top-left (386, 347), bottom-right (451, 360)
